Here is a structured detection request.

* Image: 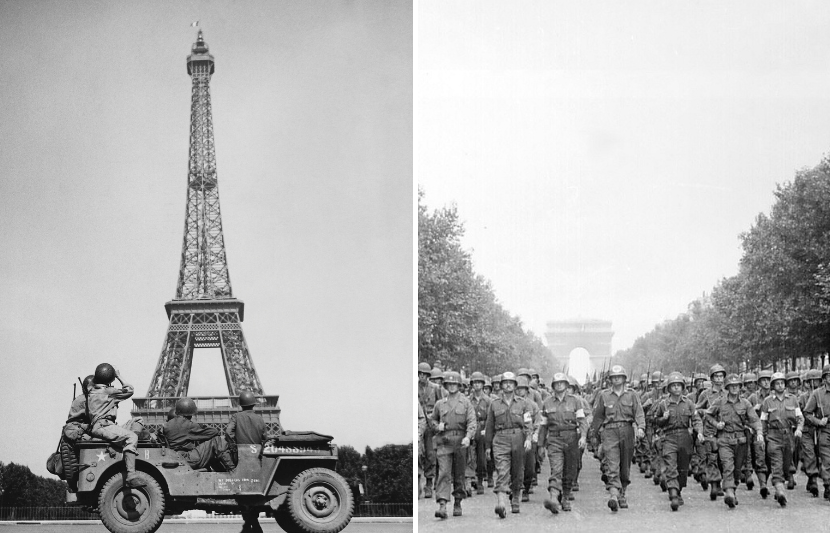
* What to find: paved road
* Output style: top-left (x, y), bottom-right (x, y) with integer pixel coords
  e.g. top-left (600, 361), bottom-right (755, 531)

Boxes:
top-left (418, 448), bottom-right (830, 532)
top-left (0, 520), bottom-right (411, 532)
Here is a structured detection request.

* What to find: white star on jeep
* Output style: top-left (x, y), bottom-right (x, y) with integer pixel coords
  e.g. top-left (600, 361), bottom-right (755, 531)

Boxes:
top-left (96, 451), bottom-right (107, 463)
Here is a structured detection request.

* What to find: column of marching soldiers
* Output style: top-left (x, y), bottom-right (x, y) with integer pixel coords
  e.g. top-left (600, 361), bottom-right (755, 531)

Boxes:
top-left (417, 360), bottom-right (830, 519)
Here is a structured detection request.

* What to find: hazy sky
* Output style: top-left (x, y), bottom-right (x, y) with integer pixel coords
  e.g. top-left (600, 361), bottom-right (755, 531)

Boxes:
top-left (417, 2), bottom-right (830, 362)
top-left (0, 0), bottom-right (412, 476)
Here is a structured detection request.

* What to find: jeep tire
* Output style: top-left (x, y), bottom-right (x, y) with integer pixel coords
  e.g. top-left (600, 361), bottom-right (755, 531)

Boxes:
top-left (282, 468), bottom-right (353, 533)
top-left (59, 439), bottom-right (79, 491)
top-left (98, 471), bottom-right (165, 533)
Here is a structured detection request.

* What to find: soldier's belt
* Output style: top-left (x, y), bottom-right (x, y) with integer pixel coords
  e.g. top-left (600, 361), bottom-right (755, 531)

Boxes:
top-left (547, 428), bottom-right (577, 435)
top-left (602, 421), bottom-right (631, 429)
top-left (767, 425), bottom-right (791, 431)
top-left (442, 430), bottom-right (466, 437)
top-left (663, 427), bottom-right (690, 433)
top-left (495, 428), bottom-right (523, 434)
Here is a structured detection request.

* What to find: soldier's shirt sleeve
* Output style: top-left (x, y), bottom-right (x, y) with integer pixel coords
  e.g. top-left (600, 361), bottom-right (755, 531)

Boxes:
top-left (804, 390), bottom-right (822, 426)
top-left (484, 404), bottom-right (495, 447)
top-left (187, 420), bottom-right (219, 442)
top-left (521, 400), bottom-right (533, 440)
top-left (590, 392), bottom-right (605, 435)
top-left (690, 401), bottom-right (704, 434)
top-left (633, 392), bottom-right (646, 428)
top-left (108, 385), bottom-right (134, 401)
top-left (226, 414), bottom-right (237, 440)
top-left (465, 399), bottom-right (477, 441)
top-left (743, 399), bottom-right (762, 433)
top-left (418, 404), bottom-right (426, 440)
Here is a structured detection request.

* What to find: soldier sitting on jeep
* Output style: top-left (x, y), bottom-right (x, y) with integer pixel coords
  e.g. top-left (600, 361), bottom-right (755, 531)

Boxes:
top-left (165, 397), bottom-right (235, 471)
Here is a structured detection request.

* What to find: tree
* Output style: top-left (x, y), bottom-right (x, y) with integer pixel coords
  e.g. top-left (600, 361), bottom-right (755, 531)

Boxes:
top-left (335, 445), bottom-right (363, 503)
top-left (363, 444), bottom-right (412, 503)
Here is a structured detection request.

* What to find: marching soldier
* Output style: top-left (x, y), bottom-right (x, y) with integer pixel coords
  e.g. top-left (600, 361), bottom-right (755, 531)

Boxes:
top-left (430, 371), bottom-right (476, 519)
top-left (800, 368), bottom-right (822, 497)
top-left (654, 372), bottom-right (704, 511)
top-left (749, 369), bottom-right (773, 495)
top-left (802, 364), bottom-right (830, 501)
top-left (785, 370), bottom-right (802, 489)
top-left (705, 374), bottom-right (763, 509)
top-left (696, 364), bottom-right (727, 500)
top-left (418, 362), bottom-right (442, 499)
top-left (484, 372), bottom-right (534, 518)
top-left (569, 376), bottom-right (591, 492)
top-left (515, 376), bottom-right (540, 500)
top-left (740, 372), bottom-right (758, 489)
top-left (590, 365), bottom-right (646, 512)
top-left (539, 373), bottom-right (588, 514)
top-left (468, 372), bottom-right (491, 494)
top-left (760, 372), bottom-right (804, 506)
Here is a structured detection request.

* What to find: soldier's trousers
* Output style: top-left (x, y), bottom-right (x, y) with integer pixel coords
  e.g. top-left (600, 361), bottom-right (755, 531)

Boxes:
top-left (800, 427), bottom-right (819, 477)
top-left (817, 428), bottom-right (830, 487)
top-left (90, 420), bottom-right (138, 455)
top-left (765, 428), bottom-right (793, 485)
top-left (750, 431), bottom-right (767, 476)
top-left (791, 428), bottom-right (800, 475)
top-left (435, 433), bottom-right (466, 502)
top-left (182, 435), bottom-right (233, 470)
top-left (465, 442), bottom-right (476, 480)
top-left (475, 434), bottom-right (488, 479)
top-left (717, 435), bottom-right (747, 490)
top-left (703, 437), bottom-right (722, 482)
top-left (600, 423), bottom-right (635, 491)
top-left (523, 441), bottom-right (537, 490)
top-left (661, 429), bottom-right (692, 491)
top-left (545, 430), bottom-right (579, 493)
top-left (691, 437), bottom-right (706, 476)
top-left (423, 426), bottom-right (436, 482)
top-left (492, 430), bottom-right (525, 495)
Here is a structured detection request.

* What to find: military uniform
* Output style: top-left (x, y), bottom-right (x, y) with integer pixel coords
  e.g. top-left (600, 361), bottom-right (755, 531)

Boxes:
top-left (484, 390), bottom-right (533, 516)
top-left (431, 392), bottom-right (477, 509)
top-left (654, 394), bottom-right (702, 498)
top-left (760, 388), bottom-right (804, 504)
top-left (695, 386), bottom-right (725, 494)
top-left (164, 416), bottom-right (234, 470)
top-left (539, 389), bottom-right (587, 512)
top-left (88, 383), bottom-right (139, 455)
top-left (419, 379), bottom-right (443, 496)
top-left (803, 382), bottom-right (830, 498)
top-left (748, 386), bottom-right (771, 489)
top-left (468, 390), bottom-right (491, 493)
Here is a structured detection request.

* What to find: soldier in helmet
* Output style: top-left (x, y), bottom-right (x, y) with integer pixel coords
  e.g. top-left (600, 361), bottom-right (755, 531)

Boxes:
top-left (760, 372), bottom-right (804, 506)
top-left (538, 373), bottom-right (587, 514)
top-left (804, 364), bottom-right (830, 501)
top-left (590, 365), bottom-right (645, 512)
top-left (63, 375), bottom-right (95, 443)
top-left (164, 397), bottom-right (235, 472)
top-left (491, 374), bottom-right (502, 398)
top-left (485, 371), bottom-right (534, 518)
top-left (748, 369), bottom-right (773, 494)
top-left (418, 362), bottom-right (442, 498)
top-left (515, 375), bottom-right (540, 501)
top-left (568, 376), bottom-right (591, 493)
top-left (705, 374), bottom-right (763, 509)
top-left (226, 391), bottom-right (280, 448)
top-left (468, 372), bottom-right (491, 494)
top-left (87, 363), bottom-right (146, 488)
top-left (696, 364), bottom-right (727, 500)
top-left (784, 370), bottom-right (802, 489)
top-left (800, 368), bottom-right (823, 497)
top-left (430, 371), bottom-right (476, 519)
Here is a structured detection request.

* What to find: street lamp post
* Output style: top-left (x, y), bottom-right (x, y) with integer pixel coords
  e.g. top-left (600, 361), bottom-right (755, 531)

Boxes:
top-left (361, 465), bottom-right (369, 502)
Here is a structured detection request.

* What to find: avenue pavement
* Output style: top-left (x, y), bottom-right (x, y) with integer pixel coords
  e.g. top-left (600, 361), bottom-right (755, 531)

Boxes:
top-left (418, 449), bottom-right (830, 532)
top-left (0, 520), bottom-right (412, 533)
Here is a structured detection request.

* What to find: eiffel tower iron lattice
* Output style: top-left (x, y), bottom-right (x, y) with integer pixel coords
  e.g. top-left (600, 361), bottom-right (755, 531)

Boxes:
top-left (138, 32), bottom-right (266, 407)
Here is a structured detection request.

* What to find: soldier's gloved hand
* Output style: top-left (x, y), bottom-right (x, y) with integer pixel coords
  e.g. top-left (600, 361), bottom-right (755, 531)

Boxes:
top-left (524, 439), bottom-right (532, 451)
top-left (437, 422), bottom-right (445, 432)
top-left (532, 433), bottom-right (538, 443)
top-left (662, 410), bottom-right (671, 420)
top-left (756, 433), bottom-right (765, 444)
top-left (578, 436), bottom-right (586, 449)
top-left (481, 429), bottom-right (485, 436)
top-left (716, 422), bottom-right (725, 430)
top-left (794, 429), bottom-right (803, 439)
top-left (820, 417), bottom-right (828, 427)
top-left (696, 432), bottom-right (705, 444)
top-left (636, 428), bottom-right (645, 440)
top-left (486, 448), bottom-right (491, 457)
top-left (461, 436), bottom-right (470, 447)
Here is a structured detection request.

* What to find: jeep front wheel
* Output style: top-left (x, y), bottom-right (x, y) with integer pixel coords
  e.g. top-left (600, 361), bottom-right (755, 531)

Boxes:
top-left (98, 472), bottom-right (165, 533)
top-left (284, 468), bottom-right (353, 533)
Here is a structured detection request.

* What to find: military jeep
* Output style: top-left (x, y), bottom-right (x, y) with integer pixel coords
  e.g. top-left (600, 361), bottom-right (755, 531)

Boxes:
top-left (62, 396), bottom-right (353, 533)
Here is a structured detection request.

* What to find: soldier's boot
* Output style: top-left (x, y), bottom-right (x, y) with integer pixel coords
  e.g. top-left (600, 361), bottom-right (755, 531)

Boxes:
top-left (511, 491), bottom-right (521, 514)
top-left (824, 484), bottom-right (830, 501)
top-left (543, 488), bottom-right (560, 514)
top-left (618, 486), bottom-right (629, 509)
top-left (774, 482), bottom-right (787, 507)
top-left (434, 499), bottom-right (448, 519)
top-left (660, 478), bottom-right (668, 492)
top-left (669, 488), bottom-right (680, 512)
top-left (716, 481), bottom-right (724, 496)
top-left (465, 479), bottom-right (473, 498)
top-left (607, 487), bottom-right (619, 512)
top-left (759, 473), bottom-right (769, 499)
top-left (494, 493), bottom-right (506, 519)
top-left (677, 489), bottom-right (684, 506)
top-left (709, 480), bottom-right (719, 500)
top-left (572, 480), bottom-right (580, 492)
top-left (561, 490), bottom-right (572, 511)
top-left (700, 472), bottom-right (708, 490)
top-left (644, 463), bottom-right (653, 479)
top-left (477, 476), bottom-right (485, 495)
top-left (453, 498), bottom-right (462, 517)
top-left (787, 473), bottom-right (795, 490)
top-left (746, 473), bottom-right (754, 490)
top-left (487, 474), bottom-right (494, 487)
top-left (424, 479), bottom-right (434, 499)
top-left (808, 475), bottom-right (819, 497)
top-left (521, 488), bottom-right (530, 502)
top-left (724, 487), bottom-right (736, 509)
top-left (123, 452), bottom-right (147, 488)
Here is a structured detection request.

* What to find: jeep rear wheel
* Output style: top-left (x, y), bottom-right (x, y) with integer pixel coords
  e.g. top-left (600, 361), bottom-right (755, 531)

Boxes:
top-left (98, 472), bottom-right (165, 533)
top-left (284, 468), bottom-right (353, 533)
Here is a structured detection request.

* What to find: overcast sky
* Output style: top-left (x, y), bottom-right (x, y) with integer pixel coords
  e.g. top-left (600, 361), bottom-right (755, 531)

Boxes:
top-left (0, 0), bottom-right (412, 476)
top-left (417, 2), bottom-right (830, 366)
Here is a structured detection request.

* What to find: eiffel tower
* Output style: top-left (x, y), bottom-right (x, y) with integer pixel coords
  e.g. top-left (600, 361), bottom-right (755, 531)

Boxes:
top-left (132, 31), bottom-right (280, 432)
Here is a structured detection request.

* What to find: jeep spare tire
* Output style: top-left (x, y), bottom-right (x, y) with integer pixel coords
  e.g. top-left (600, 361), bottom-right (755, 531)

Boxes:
top-left (284, 467), bottom-right (353, 533)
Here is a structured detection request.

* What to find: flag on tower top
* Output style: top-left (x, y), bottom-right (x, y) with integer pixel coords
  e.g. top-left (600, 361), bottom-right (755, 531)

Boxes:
top-left (190, 21), bottom-right (199, 27)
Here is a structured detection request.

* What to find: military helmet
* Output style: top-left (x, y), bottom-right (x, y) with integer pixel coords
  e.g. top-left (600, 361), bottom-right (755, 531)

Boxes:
top-left (785, 371), bottom-right (801, 383)
top-left (239, 391), bottom-right (257, 407)
top-left (432, 360), bottom-right (444, 370)
top-left (806, 368), bottom-right (822, 381)
top-left (650, 371), bottom-right (663, 383)
top-left (93, 363), bottom-right (116, 384)
top-left (470, 371), bottom-right (487, 384)
top-left (418, 362), bottom-right (431, 374)
top-left (608, 365), bottom-right (627, 379)
top-left (430, 368), bottom-right (444, 380)
top-left (501, 372), bottom-right (518, 386)
top-left (693, 373), bottom-right (707, 383)
top-left (492, 374), bottom-right (502, 384)
top-left (770, 372), bottom-right (786, 385)
top-left (758, 370), bottom-right (773, 381)
top-left (631, 379), bottom-right (640, 389)
top-left (666, 372), bottom-right (685, 387)
top-left (709, 364), bottom-right (726, 378)
top-left (176, 397), bottom-right (198, 416)
top-left (684, 377), bottom-right (693, 387)
top-left (742, 372), bottom-right (757, 384)
top-left (530, 368), bottom-right (540, 378)
top-left (823, 365), bottom-right (830, 379)
top-left (567, 376), bottom-right (579, 388)
top-left (443, 371), bottom-right (462, 386)
top-left (517, 367), bottom-right (531, 378)
top-left (166, 407), bottom-right (177, 421)
top-left (484, 377), bottom-right (492, 387)
top-left (81, 374), bottom-right (95, 392)
top-left (725, 374), bottom-right (742, 388)
top-left (551, 372), bottom-right (569, 387)
top-left (640, 373), bottom-right (648, 382)
top-left (516, 375), bottom-right (530, 389)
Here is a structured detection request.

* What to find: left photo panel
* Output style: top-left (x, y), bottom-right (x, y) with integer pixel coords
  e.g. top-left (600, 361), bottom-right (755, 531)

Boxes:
top-left (0, 1), bottom-right (413, 531)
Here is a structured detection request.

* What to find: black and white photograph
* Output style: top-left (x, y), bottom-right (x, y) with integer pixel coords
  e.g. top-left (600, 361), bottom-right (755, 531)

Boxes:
top-left (0, 2), bottom-right (412, 532)
top-left (417, 2), bottom-right (830, 531)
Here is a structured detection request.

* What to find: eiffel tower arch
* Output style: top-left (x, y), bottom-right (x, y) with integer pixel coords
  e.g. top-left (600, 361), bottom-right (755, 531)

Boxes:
top-left (544, 319), bottom-right (614, 382)
top-left (132, 31), bottom-right (279, 432)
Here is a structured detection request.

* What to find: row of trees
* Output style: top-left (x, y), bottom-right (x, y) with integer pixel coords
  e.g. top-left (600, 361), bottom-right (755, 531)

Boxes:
top-left (418, 189), bottom-right (551, 375)
top-left (616, 161), bottom-right (830, 375)
top-left (0, 463), bottom-right (67, 507)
